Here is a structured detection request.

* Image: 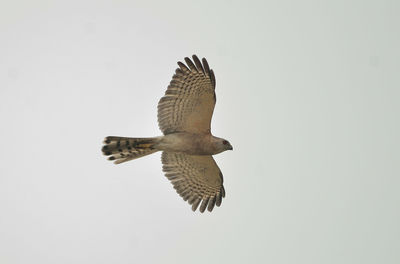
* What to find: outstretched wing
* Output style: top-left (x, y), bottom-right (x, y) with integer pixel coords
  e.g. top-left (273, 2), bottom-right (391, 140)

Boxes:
top-left (157, 55), bottom-right (216, 135)
top-left (161, 152), bottom-right (225, 213)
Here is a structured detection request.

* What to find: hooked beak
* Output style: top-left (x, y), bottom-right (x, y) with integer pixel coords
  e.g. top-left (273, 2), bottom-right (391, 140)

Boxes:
top-left (229, 145), bottom-right (233, 150)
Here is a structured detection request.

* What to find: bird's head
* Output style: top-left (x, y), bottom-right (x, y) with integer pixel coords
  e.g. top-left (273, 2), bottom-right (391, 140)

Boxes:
top-left (220, 138), bottom-right (233, 152)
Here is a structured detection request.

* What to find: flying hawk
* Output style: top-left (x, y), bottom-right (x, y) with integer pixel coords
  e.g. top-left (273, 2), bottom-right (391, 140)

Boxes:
top-left (102, 55), bottom-right (233, 213)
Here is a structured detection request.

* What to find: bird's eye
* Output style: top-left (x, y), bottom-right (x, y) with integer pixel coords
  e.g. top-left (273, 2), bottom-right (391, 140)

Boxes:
top-left (222, 140), bottom-right (228, 145)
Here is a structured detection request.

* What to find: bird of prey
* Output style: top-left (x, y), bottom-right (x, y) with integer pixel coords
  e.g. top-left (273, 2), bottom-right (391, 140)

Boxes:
top-left (102, 55), bottom-right (233, 213)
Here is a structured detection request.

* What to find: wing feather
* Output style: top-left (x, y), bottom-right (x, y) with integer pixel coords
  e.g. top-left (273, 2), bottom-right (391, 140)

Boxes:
top-left (177, 61), bottom-right (190, 72)
top-left (157, 55), bottom-right (216, 134)
top-left (192, 55), bottom-right (205, 74)
top-left (200, 197), bottom-right (210, 213)
top-left (184, 57), bottom-right (198, 72)
top-left (202, 58), bottom-right (211, 76)
top-left (161, 152), bottom-right (225, 213)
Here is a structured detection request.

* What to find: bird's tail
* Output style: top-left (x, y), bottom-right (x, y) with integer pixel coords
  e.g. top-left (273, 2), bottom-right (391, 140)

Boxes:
top-left (102, 136), bottom-right (160, 164)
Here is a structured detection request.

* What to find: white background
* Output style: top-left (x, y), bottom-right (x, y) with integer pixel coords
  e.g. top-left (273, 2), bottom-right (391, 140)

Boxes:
top-left (1, 1), bottom-right (399, 263)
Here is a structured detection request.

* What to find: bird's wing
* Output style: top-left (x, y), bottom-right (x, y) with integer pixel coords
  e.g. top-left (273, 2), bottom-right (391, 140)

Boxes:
top-left (157, 55), bottom-right (216, 135)
top-left (161, 152), bottom-right (225, 213)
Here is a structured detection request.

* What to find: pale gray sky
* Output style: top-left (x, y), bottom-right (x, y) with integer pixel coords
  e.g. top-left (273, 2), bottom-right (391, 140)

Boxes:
top-left (1, 1), bottom-right (399, 263)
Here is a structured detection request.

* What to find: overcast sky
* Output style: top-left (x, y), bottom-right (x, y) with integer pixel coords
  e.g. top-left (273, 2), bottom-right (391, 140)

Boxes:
top-left (1, 1), bottom-right (399, 263)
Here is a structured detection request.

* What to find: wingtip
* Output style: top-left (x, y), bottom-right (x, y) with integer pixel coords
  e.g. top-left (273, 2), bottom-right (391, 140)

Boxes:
top-left (177, 61), bottom-right (189, 72)
top-left (192, 198), bottom-right (201, 212)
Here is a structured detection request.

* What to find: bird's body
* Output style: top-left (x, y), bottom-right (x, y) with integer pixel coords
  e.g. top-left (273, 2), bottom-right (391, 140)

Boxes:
top-left (157, 133), bottom-right (230, 155)
top-left (102, 55), bottom-right (232, 213)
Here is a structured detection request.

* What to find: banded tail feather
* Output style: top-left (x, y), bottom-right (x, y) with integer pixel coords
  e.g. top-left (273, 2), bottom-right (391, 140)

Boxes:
top-left (102, 136), bottom-right (159, 164)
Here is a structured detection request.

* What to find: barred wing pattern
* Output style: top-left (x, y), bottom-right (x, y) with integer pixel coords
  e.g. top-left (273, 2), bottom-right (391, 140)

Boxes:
top-left (157, 55), bottom-right (216, 135)
top-left (162, 152), bottom-right (225, 213)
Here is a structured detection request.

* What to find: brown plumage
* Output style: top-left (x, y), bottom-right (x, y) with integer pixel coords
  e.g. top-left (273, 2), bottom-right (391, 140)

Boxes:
top-left (102, 55), bottom-right (232, 213)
